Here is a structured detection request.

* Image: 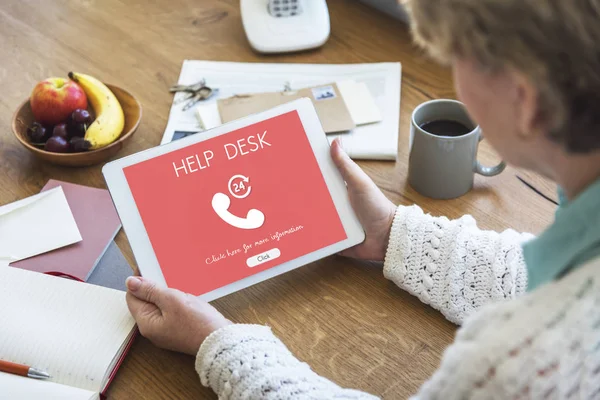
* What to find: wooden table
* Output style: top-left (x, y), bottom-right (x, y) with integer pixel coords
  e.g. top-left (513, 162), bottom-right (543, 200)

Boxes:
top-left (0, 1), bottom-right (557, 398)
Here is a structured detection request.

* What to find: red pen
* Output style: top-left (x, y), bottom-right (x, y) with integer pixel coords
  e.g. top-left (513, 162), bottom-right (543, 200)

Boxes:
top-left (0, 359), bottom-right (50, 379)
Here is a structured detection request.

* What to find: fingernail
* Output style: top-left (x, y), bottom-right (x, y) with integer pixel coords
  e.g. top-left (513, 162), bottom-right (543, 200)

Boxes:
top-left (336, 138), bottom-right (347, 155)
top-left (126, 276), bottom-right (142, 291)
top-left (332, 138), bottom-right (342, 155)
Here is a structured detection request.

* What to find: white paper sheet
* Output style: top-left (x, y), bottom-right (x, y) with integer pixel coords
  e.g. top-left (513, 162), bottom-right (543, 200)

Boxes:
top-left (0, 186), bottom-right (82, 266)
top-left (0, 373), bottom-right (97, 400)
top-left (337, 80), bottom-right (383, 126)
top-left (161, 61), bottom-right (401, 160)
top-left (195, 102), bottom-right (222, 130)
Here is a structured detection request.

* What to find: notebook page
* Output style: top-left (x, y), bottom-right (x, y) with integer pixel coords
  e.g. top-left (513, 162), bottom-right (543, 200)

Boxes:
top-left (100, 328), bottom-right (136, 393)
top-left (0, 266), bottom-right (135, 393)
top-left (0, 372), bottom-right (97, 400)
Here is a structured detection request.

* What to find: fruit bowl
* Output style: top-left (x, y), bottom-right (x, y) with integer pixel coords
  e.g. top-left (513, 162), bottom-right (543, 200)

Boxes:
top-left (12, 84), bottom-right (142, 167)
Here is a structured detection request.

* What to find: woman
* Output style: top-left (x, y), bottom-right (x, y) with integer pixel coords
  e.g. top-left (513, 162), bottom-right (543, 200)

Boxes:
top-left (125, 0), bottom-right (600, 397)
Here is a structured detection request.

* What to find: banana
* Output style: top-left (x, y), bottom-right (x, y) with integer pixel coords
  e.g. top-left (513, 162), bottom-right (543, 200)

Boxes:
top-left (68, 72), bottom-right (124, 150)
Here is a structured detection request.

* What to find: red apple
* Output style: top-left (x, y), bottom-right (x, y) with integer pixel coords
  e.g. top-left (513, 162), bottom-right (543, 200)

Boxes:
top-left (30, 77), bottom-right (88, 126)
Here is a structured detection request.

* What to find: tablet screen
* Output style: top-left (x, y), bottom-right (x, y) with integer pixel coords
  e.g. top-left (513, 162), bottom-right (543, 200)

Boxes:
top-left (123, 110), bottom-right (348, 296)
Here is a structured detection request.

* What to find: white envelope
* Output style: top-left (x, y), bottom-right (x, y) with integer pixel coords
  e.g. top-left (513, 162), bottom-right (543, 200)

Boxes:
top-left (0, 186), bottom-right (82, 266)
top-left (194, 80), bottom-right (382, 132)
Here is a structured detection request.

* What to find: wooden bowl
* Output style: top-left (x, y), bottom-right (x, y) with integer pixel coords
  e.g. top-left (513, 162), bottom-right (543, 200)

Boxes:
top-left (12, 84), bottom-right (142, 167)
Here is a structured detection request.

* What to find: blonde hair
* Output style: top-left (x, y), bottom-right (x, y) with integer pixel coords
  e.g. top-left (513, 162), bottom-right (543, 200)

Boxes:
top-left (404, 0), bottom-right (600, 152)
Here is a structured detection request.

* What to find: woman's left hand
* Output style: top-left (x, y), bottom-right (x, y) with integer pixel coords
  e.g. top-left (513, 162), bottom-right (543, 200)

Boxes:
top-left (125, 276), bottom-right (232, 355)
top-left (331, 138), bottom-right (397, 261)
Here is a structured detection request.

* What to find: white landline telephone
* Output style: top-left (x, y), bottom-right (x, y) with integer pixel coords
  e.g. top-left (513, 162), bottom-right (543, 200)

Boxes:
top-left (241, 0), bottom-right (330, 53)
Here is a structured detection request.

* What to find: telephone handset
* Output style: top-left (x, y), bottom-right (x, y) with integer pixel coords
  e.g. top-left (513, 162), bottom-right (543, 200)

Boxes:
top-left (211, 192), bottom-right (265, 230)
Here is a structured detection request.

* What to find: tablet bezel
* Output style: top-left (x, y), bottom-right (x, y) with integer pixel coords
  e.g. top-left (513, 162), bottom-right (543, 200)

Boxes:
top-left (102, 98), bottom-right (365, 301)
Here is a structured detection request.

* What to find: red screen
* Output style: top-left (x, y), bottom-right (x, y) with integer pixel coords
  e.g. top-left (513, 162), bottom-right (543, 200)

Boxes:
top-left (124, 111), bottom-right (347, 296)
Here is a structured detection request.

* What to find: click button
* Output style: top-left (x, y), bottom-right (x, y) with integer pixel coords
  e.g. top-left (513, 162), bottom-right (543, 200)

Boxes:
top-left (247, 248), bottom-right (281, 268)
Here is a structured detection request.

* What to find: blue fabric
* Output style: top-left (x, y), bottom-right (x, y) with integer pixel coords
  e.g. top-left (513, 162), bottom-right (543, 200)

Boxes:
top-left (522, 179), bottom-right (600, 290)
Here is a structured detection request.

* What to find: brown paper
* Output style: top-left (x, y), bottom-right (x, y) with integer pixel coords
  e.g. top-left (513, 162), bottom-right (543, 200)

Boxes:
top-left (217, 83), bottom-right (355, 133)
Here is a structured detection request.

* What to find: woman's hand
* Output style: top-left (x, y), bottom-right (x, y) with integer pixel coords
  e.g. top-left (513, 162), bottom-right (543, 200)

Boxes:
top-left (125, 276), bottom-right (231, 355)
top-left (331, 138), bottom-right (397, 262)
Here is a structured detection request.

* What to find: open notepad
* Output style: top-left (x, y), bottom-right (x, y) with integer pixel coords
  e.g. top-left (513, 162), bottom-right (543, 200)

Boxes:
top-left (0, 266), bottom-right (136, 399)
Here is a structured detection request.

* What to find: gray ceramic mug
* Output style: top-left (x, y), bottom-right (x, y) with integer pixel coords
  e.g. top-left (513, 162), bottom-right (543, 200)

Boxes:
top-left (408, 99), bottom-right (506, 199)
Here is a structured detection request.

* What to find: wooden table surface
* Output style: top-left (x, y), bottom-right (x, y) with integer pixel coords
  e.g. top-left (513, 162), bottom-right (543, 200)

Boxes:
top-left (0, 1), bottom-right (557, 398)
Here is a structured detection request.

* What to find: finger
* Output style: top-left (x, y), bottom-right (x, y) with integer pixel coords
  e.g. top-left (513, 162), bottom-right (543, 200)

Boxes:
top-left (336, 248), bottom-right (354, 258)
top-left (125, 293), bottom-right (161, 334)
top-left (126, 291), bottom-right (160, 317)
top-left (126, 292), bottom-right (164, 340)
top-left (330, 138), bottom-right (374, 191)
top-left (126, 276), bottom-right (167, 308)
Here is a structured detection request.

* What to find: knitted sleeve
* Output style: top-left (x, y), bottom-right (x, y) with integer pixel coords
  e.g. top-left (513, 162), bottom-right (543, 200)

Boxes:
top-left (383, 205), bottom-right (534, 325)
top-left (196, 324), bottom-right (379, 399)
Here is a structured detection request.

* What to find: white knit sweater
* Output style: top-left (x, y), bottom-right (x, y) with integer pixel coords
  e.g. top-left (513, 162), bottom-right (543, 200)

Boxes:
top-left (195, 205), bottom-right (600, 399)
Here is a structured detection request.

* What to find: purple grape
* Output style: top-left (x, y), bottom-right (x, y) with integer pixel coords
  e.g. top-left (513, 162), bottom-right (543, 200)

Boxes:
top-left (72, 109), bottom-right (92, 124)
top-left (68, 121), bottom-right (87, 138)
top-left (45, 136), bottom-right (70, 153)
top-left (69, 136), bottom-right (91, 152)
top-left (52, 123), bottom-right (69, 139)
top-left (27, 122), bottom-right (50, 144)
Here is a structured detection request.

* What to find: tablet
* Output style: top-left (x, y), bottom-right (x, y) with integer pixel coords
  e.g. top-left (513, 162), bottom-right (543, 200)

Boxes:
top-left (102, 98), bottom-right (365, 301)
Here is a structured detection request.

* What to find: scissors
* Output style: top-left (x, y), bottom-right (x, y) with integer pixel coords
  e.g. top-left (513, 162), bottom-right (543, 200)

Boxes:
top-left (169, 79), bottom-right (218, 111)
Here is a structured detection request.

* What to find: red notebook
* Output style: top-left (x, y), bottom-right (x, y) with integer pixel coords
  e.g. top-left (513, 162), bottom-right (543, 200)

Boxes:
top-left (42, 272), bottom-right (138, 400)
top-left (11, 180), bottom-right (121, 281)
top-left (0, 266), bottom-right (137, 399)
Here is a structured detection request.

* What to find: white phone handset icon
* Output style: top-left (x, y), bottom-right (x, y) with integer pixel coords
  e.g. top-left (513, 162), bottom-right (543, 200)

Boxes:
top-left (211, 192), bottom-right (265, 230)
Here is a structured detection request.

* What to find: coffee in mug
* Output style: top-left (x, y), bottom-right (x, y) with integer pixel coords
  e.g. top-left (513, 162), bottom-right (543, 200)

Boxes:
top-left (408, 99), bottom-right (506, 199)
top-left (419, 119), bottom-right (472, 137)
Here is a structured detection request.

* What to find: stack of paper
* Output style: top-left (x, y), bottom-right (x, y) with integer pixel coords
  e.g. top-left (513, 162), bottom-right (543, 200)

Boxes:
top-left (215, 82), bottom-right (358, 133)
top-left (161, 61), bottom-right (401, 160)
top-left (11, 180), bottom-right (122, 281)
top-left (0, 184), bottom-right (134, 399)
top-left (1, 181), bottom-right (130, 290)
top-left (213, 80), bottom-right (382, 134)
